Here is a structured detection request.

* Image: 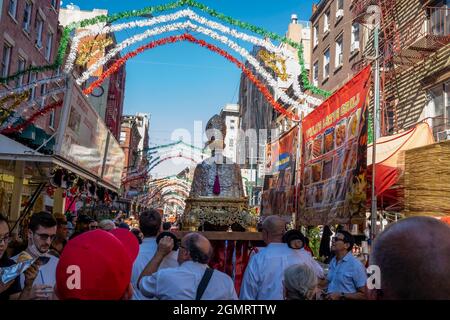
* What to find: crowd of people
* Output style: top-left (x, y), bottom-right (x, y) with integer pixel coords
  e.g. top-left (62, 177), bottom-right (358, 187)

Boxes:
top-left (0, 209), bottom-right (449, 300)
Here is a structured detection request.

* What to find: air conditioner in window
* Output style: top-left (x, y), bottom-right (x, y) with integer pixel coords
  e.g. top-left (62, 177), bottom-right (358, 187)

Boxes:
top-left (336, 9), bottom-right (344, 19)
top-left (437, 129), bottom-right (450, 142)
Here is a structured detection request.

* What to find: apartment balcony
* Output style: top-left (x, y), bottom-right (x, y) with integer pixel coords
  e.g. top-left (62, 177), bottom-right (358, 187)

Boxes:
top-left (393, 6), bottom-right (449, 65)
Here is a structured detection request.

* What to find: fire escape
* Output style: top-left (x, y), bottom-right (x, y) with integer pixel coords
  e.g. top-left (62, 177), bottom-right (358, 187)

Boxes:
top-left (351, 0), bottom-right (450, 136)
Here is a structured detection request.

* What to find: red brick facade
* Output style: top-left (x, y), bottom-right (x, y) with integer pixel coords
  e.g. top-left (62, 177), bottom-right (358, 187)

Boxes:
top-left (0, 0), bottom-right (62, 135)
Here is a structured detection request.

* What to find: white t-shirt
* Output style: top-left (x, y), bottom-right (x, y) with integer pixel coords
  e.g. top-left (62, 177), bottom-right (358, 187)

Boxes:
top-left (240, 243), bottom-right (324, 300)
top-left (131, 237), bottom-right (179, 300)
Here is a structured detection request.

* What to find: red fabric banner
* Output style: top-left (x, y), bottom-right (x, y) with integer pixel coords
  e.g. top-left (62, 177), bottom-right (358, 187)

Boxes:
top-left (298, 66), bottom-right (371, 226)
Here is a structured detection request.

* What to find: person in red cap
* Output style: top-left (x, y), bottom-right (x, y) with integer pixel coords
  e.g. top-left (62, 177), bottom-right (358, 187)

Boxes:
top-left (55, 229), bottom-right (138, 300)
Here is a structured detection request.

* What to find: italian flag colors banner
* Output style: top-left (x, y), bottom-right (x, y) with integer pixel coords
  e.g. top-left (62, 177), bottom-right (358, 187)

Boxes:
top-left (298, 66), bottom-right (372, 226)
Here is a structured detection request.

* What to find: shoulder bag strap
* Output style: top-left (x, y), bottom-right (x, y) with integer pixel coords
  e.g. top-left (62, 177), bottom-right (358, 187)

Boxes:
top-left (195, 267), bottom-right (214, 300)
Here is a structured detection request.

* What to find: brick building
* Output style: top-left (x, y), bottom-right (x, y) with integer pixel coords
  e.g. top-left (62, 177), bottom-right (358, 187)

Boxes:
top-left (59, 5), bottom-right (127, 141)
top-left (120, 115), bottom-right (142, 196)
top-left (0, 0), bottom-right (63, 140)
top-left (310, 0), bottom-right (364, 94)
top-left (353, 0), bottom-right (449, 138)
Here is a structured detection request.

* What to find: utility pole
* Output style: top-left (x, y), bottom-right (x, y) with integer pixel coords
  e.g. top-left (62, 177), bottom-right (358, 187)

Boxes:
top-left (371, 24), bottom-right (381, 241)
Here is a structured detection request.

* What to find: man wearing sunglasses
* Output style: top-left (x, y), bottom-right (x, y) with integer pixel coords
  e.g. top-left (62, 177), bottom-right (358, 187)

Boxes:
top-left (12, 211), bottom-right (58, 300)
top-left (325, 230), bottom-right (367, 300)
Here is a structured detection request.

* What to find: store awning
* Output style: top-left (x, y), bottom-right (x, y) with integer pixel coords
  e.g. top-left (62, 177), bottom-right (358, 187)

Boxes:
top-left (0, 134), bottom-right (119, 193)
top-left (367, 123), bottom-right (435, 208)
top-left (0, 133), bottom-right (47, 159)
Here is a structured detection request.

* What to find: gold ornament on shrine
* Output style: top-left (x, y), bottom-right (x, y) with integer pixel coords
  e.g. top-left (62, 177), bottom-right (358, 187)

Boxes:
top-left (257, 49), bottom-right (289, 82)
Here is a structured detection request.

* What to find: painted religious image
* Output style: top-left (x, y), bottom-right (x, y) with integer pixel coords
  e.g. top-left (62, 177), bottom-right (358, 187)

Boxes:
top-left (261, 126), bottom-right (298, 219)
top-left (297, 66), bottom-right (371, 226)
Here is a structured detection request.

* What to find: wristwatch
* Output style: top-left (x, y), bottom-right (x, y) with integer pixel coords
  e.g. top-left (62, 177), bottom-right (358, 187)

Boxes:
top-left (340, 292), bottom-right (346, 300)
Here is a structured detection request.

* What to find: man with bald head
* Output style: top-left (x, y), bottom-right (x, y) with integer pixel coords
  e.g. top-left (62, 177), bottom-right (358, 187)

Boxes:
top-left (138, 233), bottom-right (237, 300)
top-left (369, 216), bottom-right (450, 300)
top-left (240, 215), bottom-right (324, 300)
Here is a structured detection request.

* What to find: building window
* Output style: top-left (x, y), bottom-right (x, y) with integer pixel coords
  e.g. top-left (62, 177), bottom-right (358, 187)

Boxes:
top-left (36, 16), bottom-right (44, 49)
top-left (351, 23), bottom-right (360, 53)
top-left (229, 139), bottom-right (234, 147)
top-left (8, 0), bottom-right (18, 19)
top-left (120, 131), bottom-right (127, 143)
top-left (335, 35), bottom-right (343, 68)
top-left (51, 0), bottom-right (58, 10)
top-left (313, 61), bottom-right (319, 86)
top-left (429, 2), bottom-right (449, 36)
top-left (40, 83), bottom-right (46, 96)
top-left (29, 72), bottom-right (37, 101)
top-left (16, 57), bottom-right (26, 87)
top-left (1, 42), bottom-right (12, 78)
top-left (336, 0), bottom-right (344, 19)
top-left (323, 48), bottom-right (330, 79)
top-left (35, 17), bottom-right (44, 48)
top-left (45, 32), bottom-right (53, 61)
top-left (22, 1), bottom-right (33, 33)
top-left (49, 109), bottom-right (55, 129)
top-left (428, 81), bottom-right (450, 138)
top-left (230, 126), bottom-right (235, 130)
top-left (313, 24), bottom-right (319, 47)
top-left (231, 119), bottom-right (235, 124)
top-left (324, 11), bottom-right (330, 33)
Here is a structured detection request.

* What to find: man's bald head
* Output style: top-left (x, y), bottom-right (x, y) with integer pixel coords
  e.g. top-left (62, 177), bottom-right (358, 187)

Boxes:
top-left (262, 216), bottom-right (286, 243)
top-left (183, 233), bottom-right (213, 264)
top-left (371, 216), bottom-right (450, 300)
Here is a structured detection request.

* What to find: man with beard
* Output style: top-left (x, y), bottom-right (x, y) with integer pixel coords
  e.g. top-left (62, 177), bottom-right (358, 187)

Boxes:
top-left (12, 212), bottom-right (58, 300)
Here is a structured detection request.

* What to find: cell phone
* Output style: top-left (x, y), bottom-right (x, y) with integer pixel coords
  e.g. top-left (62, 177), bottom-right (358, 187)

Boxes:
top-left (37, 256), bottom-right (50, 265)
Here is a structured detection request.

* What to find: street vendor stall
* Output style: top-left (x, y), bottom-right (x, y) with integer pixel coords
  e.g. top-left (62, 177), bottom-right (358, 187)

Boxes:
top-left (366, 122), bottom-right (435, 211)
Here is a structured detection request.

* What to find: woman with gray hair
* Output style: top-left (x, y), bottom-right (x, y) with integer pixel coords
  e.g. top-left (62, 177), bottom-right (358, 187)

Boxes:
top-left (98, 219), bottom-right (116, 231)
top-left (283, 264), bottom-right (319, 300)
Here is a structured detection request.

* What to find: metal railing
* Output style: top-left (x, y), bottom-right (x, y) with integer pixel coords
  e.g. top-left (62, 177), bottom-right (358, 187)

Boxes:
top-left (427, 6), bottom-right (449, 37)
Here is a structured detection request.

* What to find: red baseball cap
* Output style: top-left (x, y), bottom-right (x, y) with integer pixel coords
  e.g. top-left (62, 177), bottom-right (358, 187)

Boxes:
top-left (109, 228), bottom-right (139, 262)
top-left (56, 229), bottom-right (133, 300)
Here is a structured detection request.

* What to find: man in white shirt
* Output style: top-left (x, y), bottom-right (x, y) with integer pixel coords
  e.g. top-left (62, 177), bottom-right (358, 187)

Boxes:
top-left (12, 212), bottom-right (58, 300)
top-left (131, 209), bottom-right (178, 300)
top-left (138, 233), bottom-right (237, 300)
top-left (240, 215), bottom-right (324, 300)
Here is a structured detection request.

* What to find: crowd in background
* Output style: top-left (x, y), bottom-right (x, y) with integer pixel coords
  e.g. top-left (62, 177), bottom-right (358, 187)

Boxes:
top-left (0, 209), bottom-right (449, 300)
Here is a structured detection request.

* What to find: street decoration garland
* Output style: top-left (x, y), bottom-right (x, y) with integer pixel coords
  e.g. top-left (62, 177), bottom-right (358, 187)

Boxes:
top-left (145, 139), bottom-right (206, 152)
top-left (0, 87), bottom-right (66, 131)
top-left (80, 22), bottom-right (319, 112)
top-left (0, 1), bottom-right (330, 104)
top-left (0, 100), bottom-right (63, 134)
top-left (0, 91), bottom-right (30, 123)
top-left (84, 33), bottom-right (301, 121)
top-left (0, 75), bottom-right (65, 98)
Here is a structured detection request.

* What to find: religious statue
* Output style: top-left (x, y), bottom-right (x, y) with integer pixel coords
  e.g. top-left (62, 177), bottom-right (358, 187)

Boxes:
top-left (182, 114), bottom-right (256, 231)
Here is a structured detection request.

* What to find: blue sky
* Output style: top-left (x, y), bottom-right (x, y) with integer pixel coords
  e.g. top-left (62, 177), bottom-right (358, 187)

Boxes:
top-left (68, 0), bottom-right (315, 177)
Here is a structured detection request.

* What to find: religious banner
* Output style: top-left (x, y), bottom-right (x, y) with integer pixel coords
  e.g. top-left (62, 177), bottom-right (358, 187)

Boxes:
top-left (298, 66), bottom-right (371, 226)
top-left (261, 126), bottom-right (298, 219)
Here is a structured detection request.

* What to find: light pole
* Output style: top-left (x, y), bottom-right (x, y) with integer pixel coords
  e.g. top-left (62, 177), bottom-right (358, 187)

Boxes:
top-left (370, 16), bottom-right (381, 241)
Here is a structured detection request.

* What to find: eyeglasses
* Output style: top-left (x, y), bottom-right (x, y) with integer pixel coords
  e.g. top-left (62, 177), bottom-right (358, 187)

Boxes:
top-left (34, 232), bottom-right (57, 241)
top-left (0, 235), bottom-right (10, 244)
